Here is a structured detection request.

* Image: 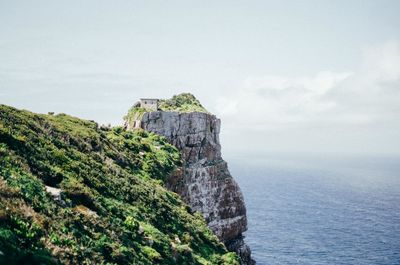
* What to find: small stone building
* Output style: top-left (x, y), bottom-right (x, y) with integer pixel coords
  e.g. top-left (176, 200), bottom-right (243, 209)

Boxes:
top-left (140, 98), bottom-right (159, 111)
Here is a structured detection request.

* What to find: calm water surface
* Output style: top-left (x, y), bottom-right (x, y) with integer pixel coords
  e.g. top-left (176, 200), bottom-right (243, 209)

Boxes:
top-left (230, 154), bottom-right (400, 265)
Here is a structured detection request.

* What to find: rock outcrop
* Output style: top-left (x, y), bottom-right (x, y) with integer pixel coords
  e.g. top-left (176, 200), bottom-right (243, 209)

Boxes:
top-left (130, 111), bottom-right (254, 264)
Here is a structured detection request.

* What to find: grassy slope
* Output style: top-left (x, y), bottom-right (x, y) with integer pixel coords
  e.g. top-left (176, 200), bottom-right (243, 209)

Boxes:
top-left (0, 105), bottom-right (238, 265)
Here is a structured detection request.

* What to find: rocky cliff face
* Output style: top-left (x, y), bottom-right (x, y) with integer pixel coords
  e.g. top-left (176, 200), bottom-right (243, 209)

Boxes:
top-left (129, 111), bottom-right (254, 264)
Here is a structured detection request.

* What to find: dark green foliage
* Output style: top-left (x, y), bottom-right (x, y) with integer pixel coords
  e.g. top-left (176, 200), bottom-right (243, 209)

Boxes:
top-left (158, 93), bottom-right (209, 113)
top-left (123, 106), bottom-right (147, 127)
top-left (0, 105), bottom-right (238, 265)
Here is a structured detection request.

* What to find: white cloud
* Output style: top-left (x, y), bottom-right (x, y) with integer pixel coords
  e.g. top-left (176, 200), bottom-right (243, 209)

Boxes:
top-left (216, 41), bottom-right (400, 127)
top-left (215, 71), bottom-right (352, 127)
top-left (362, 40), bottom-right (400, 81)
top-left (215, 41), bottom-right (400, 154)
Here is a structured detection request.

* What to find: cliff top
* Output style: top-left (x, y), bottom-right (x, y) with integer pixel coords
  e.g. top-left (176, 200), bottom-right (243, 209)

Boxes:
top-left (124, 93), bottom-right (209, 126)
top-left (158, 93), bottom-right (209, 113)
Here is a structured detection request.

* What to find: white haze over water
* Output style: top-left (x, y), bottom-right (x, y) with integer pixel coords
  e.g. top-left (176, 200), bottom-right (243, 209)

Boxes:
top-left (218, 41), bottom-right (400, 155)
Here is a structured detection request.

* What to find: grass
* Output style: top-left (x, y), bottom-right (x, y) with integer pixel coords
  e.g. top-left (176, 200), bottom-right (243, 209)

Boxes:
top-left (0, 104), bottom-right (238, 265)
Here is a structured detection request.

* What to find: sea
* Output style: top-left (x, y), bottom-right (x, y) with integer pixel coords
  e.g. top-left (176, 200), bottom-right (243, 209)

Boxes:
top-left (229, 153), bottom-right (400, 265)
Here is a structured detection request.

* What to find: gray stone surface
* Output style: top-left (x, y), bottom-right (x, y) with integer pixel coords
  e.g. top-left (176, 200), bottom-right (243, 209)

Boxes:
top-left (134, 111), bottom-right (254, 264)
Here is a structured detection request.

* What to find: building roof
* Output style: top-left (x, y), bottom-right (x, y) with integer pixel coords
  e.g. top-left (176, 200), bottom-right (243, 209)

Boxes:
top-left (140, 98), bottom-right (159, 101)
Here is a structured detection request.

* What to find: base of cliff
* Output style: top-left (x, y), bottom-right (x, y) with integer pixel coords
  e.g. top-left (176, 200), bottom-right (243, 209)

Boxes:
top-left (226, 235), bottom-right (256, 265)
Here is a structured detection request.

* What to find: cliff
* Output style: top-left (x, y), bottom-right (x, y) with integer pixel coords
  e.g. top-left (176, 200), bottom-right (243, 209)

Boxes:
top-left (125, 94), bottom-right (254, 265)
top-left (0, 104), bottom-right (239, 265)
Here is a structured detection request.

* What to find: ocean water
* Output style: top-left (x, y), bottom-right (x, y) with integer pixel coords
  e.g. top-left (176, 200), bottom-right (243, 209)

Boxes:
top-left (229, 154), bottom-right (400, 265)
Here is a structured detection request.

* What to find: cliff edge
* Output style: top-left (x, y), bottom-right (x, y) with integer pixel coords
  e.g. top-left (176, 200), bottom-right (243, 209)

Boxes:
top-left (125, 94), bottom-right (255, 265)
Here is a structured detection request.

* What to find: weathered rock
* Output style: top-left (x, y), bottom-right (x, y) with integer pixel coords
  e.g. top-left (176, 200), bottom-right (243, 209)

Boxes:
top-left (134, 111), bottom-right (254, 264)
top-left (45, 185), bottom-right (65, 206)
top-left (226, 235), bottom-right (256, 265)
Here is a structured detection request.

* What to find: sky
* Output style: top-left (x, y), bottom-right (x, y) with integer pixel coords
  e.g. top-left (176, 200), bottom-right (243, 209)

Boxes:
top-left (1, 0), bottom-right (400, 156)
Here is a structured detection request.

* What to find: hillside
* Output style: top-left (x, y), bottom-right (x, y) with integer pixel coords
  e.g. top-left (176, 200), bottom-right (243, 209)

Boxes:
top-left (0, 105), bottom-right (239, 265)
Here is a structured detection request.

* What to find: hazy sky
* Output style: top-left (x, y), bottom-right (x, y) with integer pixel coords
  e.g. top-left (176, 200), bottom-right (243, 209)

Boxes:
top-left (1, 0), bottom-right (399, 156)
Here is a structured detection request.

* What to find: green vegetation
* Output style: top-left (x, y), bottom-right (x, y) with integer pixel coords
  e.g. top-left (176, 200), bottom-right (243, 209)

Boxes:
top-left (158, 93), bottom-right (208, 113)
top-left (0, 105), bottom-right (238, 265)
top-left (124, 93), bottom-right (208, 126)
top-left (123, 106), bottom-right (147, 127)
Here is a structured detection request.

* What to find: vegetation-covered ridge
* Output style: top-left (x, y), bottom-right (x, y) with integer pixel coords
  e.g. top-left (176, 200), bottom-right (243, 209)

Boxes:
top-left (124, 93), bottom-right (209, 126)
top-left (0, 104), bottom-right (238, 265)
top-left (158, 93), bottom-right (209, 113)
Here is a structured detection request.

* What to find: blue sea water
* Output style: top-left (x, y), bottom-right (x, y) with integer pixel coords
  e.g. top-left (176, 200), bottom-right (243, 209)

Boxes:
top-left (229, 154), bottom-right (400, 265)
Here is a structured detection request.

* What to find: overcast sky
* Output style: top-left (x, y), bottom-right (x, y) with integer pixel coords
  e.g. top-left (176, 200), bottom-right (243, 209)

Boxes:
top-left (1, 0), bottom-right (399, 156)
